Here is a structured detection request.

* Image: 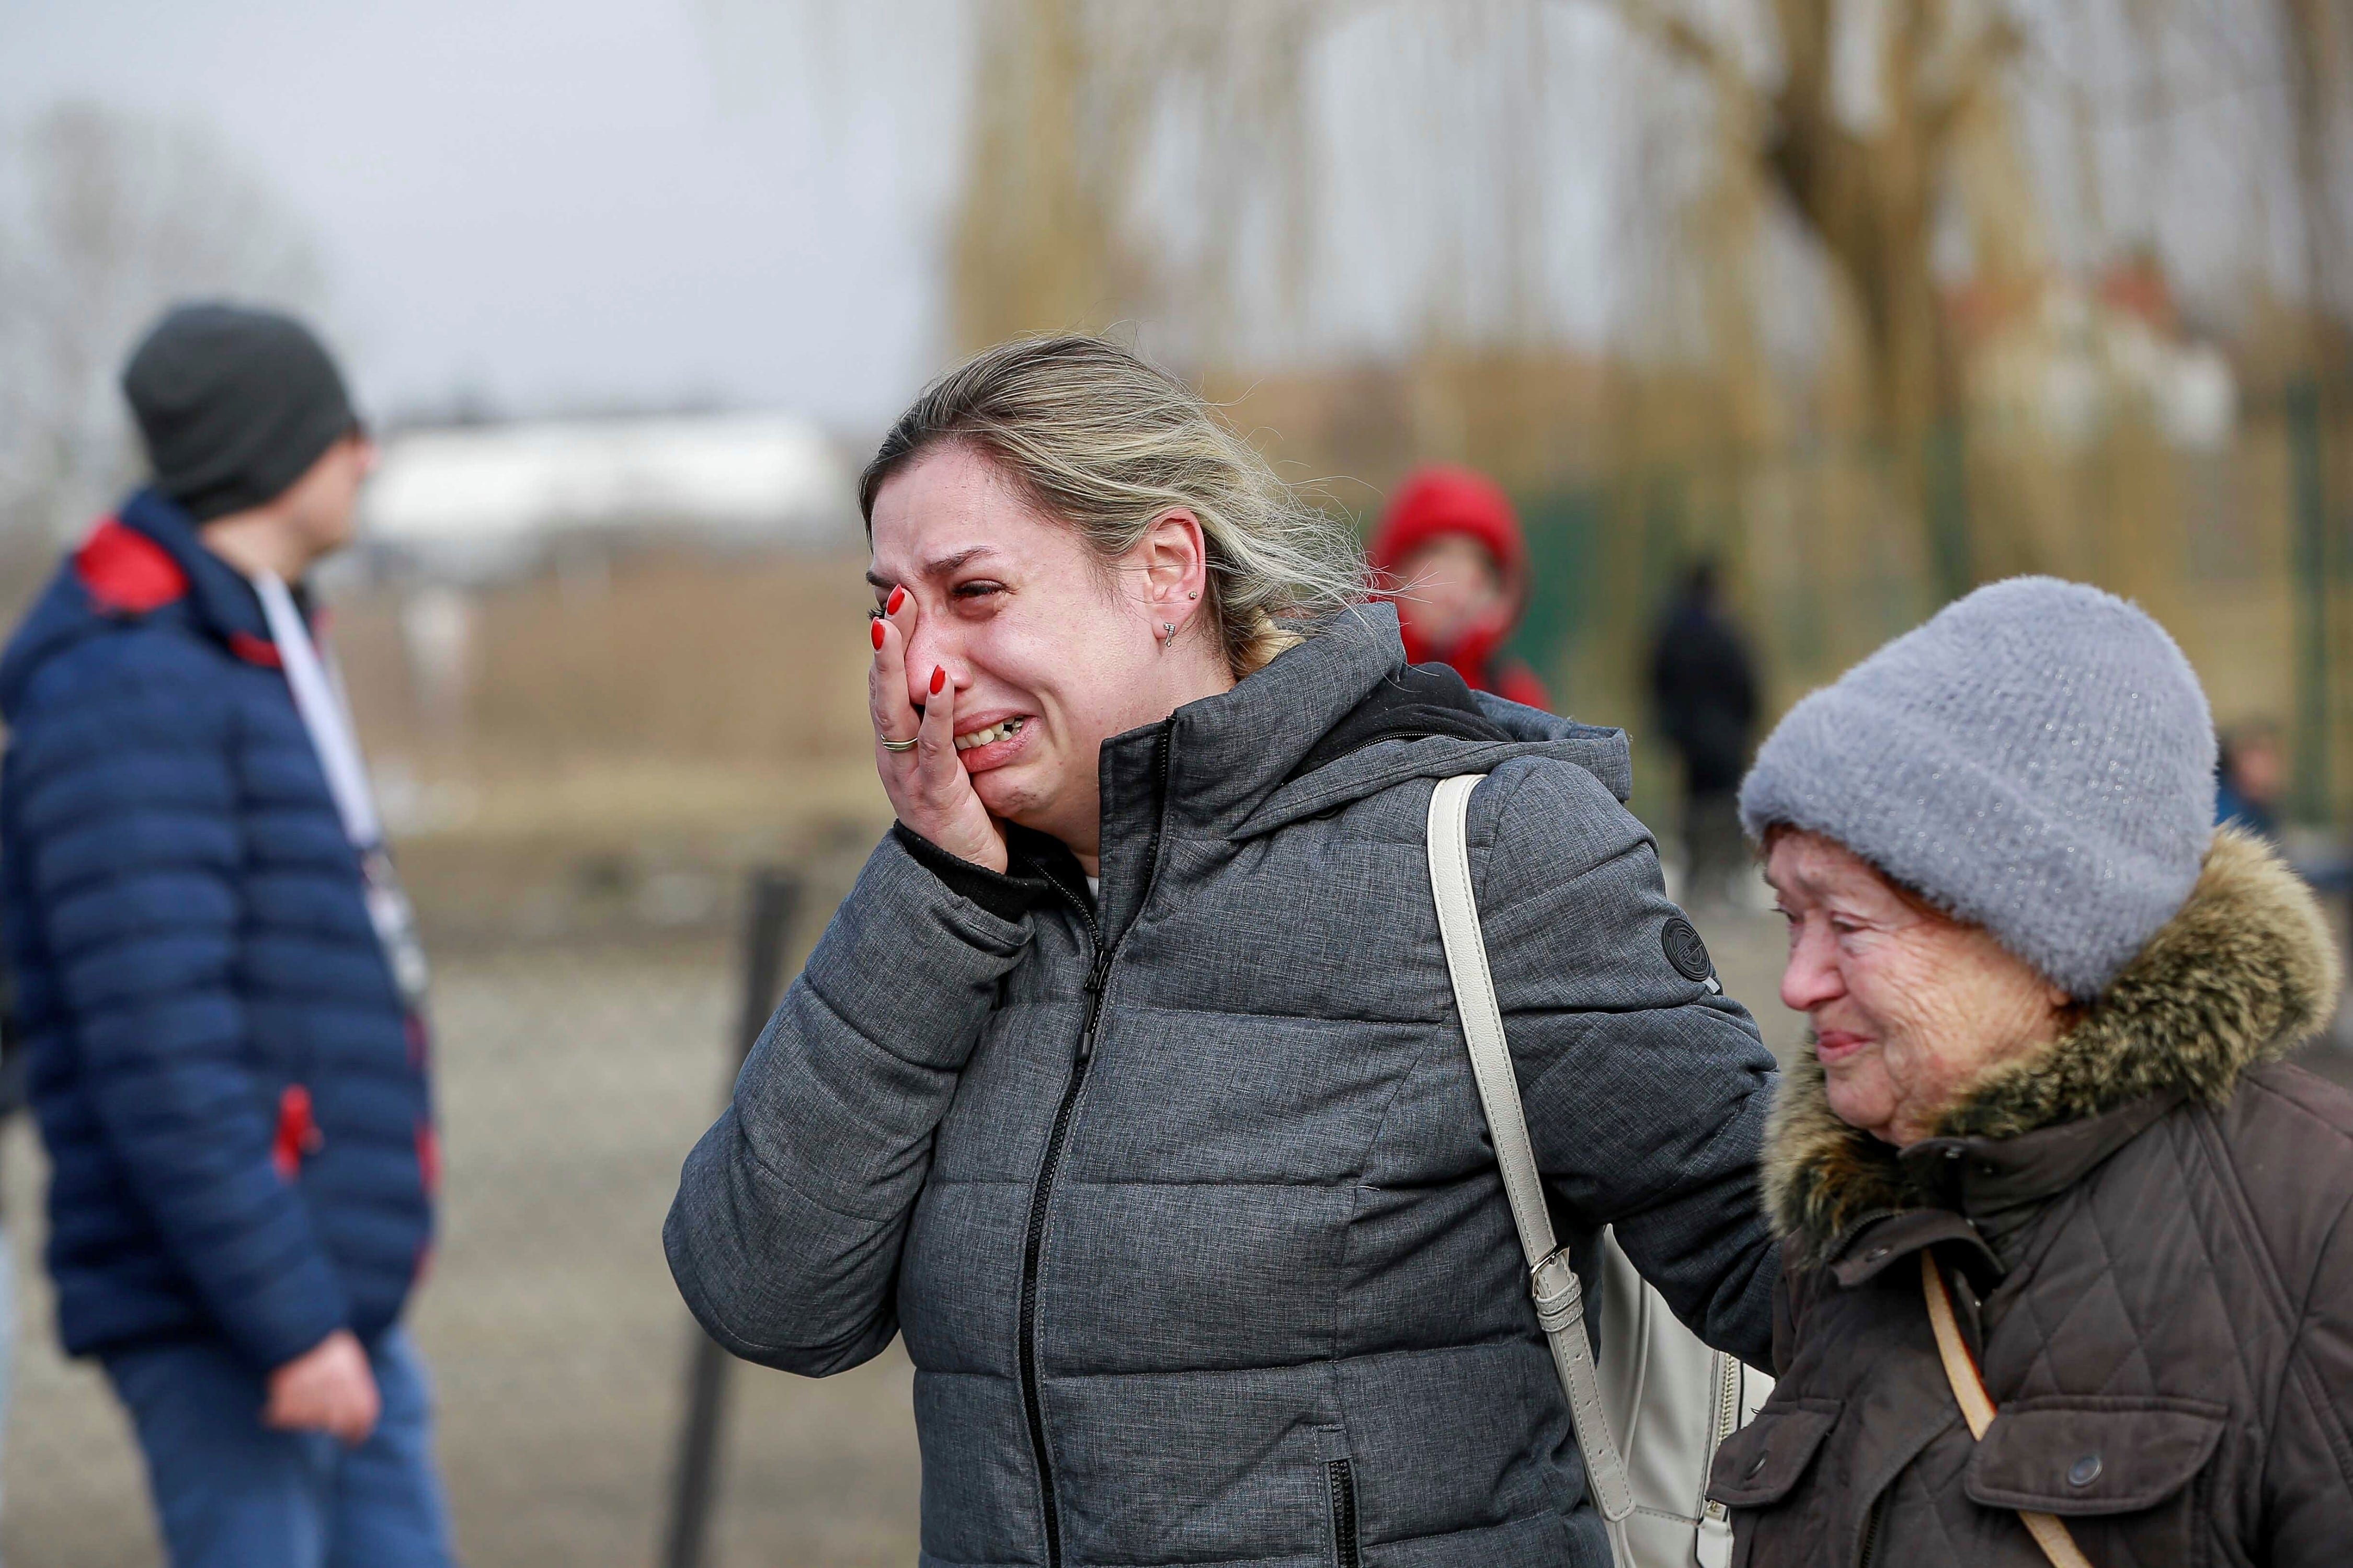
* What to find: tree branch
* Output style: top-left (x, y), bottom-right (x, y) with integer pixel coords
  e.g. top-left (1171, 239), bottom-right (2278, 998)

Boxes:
top-left (1922, 14), bottom-right (2024, 147)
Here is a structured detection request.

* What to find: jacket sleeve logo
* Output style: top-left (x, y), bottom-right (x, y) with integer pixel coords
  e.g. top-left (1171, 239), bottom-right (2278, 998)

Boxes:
top-left (1662, 917), bottom-right (1714, 982)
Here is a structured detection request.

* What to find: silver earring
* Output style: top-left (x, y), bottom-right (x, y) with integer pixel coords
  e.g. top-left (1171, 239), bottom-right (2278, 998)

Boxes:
top-left (1186, 589), bottom-right (1198, 600)
top-left (1160, 622), bottom-right (1178, 650)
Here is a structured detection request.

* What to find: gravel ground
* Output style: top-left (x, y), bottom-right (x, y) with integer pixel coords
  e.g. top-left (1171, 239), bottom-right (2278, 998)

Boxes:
top-left (1, 883), bottom-right (2343, 1566)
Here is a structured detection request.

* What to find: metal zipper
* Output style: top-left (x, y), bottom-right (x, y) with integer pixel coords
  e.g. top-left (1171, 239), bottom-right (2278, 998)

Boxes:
top-left (1856, 1494), bottom-right (1887, 1568)
top-left (1710, 1349), bottom-right (1741, 1450)
top-left (1694, 1346), bottom-right (1751, 1563)
top-left (1014, 724), bottom-right (1174, 1568)
top-left (1327, 1459), bottom-right (1361, 1568)
top-left (1695, 1350), bottom-right (1742, 1565)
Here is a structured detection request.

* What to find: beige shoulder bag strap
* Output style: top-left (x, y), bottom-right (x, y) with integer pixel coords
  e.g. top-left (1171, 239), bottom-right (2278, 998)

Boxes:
top-left (1426, 774), bottom-right (1637, 1549)
top-left (1920, 1255), bottom-right (2092, 1568)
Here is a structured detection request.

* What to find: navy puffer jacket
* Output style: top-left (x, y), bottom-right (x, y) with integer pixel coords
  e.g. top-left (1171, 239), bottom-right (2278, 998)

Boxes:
top-left (0, 489), bottom-right (435, 1369)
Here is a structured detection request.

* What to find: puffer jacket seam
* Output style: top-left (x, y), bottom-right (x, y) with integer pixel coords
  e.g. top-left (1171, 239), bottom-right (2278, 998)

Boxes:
top-left (1035, 1336), bottom-right (1543, 1382)
top-left (17, 794), bottom-right (239, 851)
top-left (1515, 1034), bottom-right (1758, 1226)
top-left (734, 1126), bottom-right (905, 1228)
top-left (671, 1208), bottom-right (883, 1366)
top-left (801, 964), bottom-right (997, 1077)
top-left (1470, 759), bottom-right (1653, 910)
top-left (1366, 1509), bottom-right (1577, 1550)
top-left (1057, 1175), bottom-right (1357, 1191)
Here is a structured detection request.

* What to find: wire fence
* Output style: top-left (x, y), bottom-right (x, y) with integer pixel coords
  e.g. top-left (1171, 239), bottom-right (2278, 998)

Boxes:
top-left (1506, 375), bottom-right (2353, 831)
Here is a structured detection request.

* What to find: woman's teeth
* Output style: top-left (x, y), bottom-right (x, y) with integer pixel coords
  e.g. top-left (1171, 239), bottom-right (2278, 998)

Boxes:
top-left (954, 717), bottom-right (1026, 752)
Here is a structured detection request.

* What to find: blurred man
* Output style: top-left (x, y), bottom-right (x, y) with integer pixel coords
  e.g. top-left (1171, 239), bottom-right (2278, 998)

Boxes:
top-left (1648, 560), bottom-right (1760, 909)
top-left (1369, 464), bottom-right (1550, 708)
top-left (0, 305), bottom-right (449, 1568)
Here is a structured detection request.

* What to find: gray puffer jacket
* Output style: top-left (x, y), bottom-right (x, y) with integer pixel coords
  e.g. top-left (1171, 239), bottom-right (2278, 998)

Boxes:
top-left (666, 606), bottom-right (1780, 1568)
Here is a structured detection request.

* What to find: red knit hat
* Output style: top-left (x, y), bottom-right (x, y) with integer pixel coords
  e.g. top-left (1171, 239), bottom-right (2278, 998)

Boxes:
top-left (1367, 465), bottom-right (1528, 590)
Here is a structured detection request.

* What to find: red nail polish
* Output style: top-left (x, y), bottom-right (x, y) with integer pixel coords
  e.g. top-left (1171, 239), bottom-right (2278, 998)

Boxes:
top-left (870, 618), bottom-right (885, 650)
top-left (930, 665), bottom-right (947, 695)
top-left (886, 586), bottom-right (907, 615)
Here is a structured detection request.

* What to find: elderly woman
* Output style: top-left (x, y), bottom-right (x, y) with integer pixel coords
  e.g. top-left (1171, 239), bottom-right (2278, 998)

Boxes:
top-left (1709, 577), bottom-right (2353, 1565)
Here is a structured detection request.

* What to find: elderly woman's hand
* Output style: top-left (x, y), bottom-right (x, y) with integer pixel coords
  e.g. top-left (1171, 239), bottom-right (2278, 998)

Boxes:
top-left (1765, 830), bottom-right (2070, 1147)
top-left (870, 588), bottom-right (1010, 873)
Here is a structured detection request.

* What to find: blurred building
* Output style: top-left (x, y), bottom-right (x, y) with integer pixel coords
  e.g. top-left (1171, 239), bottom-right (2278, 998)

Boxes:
top-left (358, 410), bottom-right (858, 582)
top-left (320, 410), bottom-right (880, 868)
top-left (1956, 257), bottom-right (2238, 452)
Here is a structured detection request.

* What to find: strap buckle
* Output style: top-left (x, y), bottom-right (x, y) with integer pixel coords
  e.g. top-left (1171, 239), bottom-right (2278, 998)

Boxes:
top-left (1529, 1246), bottom-right (1581, 1334)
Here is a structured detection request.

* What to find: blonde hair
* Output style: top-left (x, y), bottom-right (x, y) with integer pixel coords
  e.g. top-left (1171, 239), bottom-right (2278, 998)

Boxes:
top-left (859, 335), bottom-right (1366, 677)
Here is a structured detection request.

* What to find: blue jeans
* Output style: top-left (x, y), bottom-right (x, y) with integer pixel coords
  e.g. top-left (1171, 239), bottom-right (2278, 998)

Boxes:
top-left (104, 1329), bottom-right (455, 1568)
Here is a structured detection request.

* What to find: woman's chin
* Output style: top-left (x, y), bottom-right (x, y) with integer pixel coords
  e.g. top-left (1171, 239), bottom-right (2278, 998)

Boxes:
top-left (1821, 1071), bottom-right (1898, 1142)
top-left (970, 766), bottom-right (1040, 823)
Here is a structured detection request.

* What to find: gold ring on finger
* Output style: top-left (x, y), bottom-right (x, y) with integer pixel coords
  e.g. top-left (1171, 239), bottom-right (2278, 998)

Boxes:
top-left (880, 736), bottom-right (919, 752)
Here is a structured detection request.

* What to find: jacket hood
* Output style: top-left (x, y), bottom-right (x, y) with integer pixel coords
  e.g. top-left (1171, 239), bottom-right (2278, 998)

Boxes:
top-left (1764, 826), bottom-right (2345, 1259)
top-left (1132, 602), bottom-right (1625, 849)
top-left (0, 489), bottom-right (292, 720)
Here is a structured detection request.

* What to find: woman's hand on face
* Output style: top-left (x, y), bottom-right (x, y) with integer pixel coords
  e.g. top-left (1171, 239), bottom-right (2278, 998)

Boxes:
top-left (871, 588), bottom-right (1010, 873)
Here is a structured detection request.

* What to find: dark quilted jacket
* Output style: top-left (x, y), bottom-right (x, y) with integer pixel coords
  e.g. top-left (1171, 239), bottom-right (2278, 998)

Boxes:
top-left (668, 606), bottom-right (1781, 1568)
top-left (1709, 828), bottom-right (2353, 1565)
top-left (0, 489), bottom-right (436, 1370)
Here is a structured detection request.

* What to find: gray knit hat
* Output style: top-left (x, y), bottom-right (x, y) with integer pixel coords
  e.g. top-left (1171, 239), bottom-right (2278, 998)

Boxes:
top-left (123, 303), bottom-right (360, 522)
top-left (1739, 577), bottom-right (2216, 998)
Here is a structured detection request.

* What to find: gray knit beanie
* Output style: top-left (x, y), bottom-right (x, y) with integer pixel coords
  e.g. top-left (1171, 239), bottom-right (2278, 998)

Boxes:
top-left (1738, 577), bottom-right (2216, 999)
top-left (123, 303), bottom-right (359, 522)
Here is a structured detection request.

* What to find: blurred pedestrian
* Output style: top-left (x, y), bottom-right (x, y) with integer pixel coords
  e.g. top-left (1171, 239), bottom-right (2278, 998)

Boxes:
top-left (0, 304), bottom-right (450, 1568)
top-left (1368, 463), bottom-right (1551, 707)
top-left (1718, 578), bottom-right (2353, 1563)
top-left (1648, 560), bottom-right (1759, 909)
top-left (668, 336), bottom-right (1779, 1568)
top-left (2216, 719), bottom-right (2287, 838)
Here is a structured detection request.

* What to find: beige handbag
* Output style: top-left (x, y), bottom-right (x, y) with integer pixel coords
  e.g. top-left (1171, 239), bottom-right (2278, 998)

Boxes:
top-left (1426, 774), bottom-right (1771, 1568)
top-left (1921, 1255), bottom-right (2092, 1568)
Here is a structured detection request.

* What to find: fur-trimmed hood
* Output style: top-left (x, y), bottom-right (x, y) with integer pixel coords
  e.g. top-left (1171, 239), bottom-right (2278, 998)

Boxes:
top-left (1765, 827), bottom-right (2345, 1258)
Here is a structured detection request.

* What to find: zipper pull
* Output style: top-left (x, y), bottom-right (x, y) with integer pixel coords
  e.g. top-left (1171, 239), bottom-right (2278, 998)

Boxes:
top-left (1075, 950), bottom-right (1114, 1063)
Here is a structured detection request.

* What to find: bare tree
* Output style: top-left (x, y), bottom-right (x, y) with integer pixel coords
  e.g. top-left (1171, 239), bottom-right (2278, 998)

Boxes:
top-left (0, 102), bottom-right (327, 563)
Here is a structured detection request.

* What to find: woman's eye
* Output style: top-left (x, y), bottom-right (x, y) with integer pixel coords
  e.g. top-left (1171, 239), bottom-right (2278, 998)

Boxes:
top-left (953, 580), bottom-right (1007, 601)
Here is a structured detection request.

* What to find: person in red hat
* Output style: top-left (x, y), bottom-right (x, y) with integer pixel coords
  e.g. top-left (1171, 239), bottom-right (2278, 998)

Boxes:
top-left (1368, 465), bottom-right (1551, 709)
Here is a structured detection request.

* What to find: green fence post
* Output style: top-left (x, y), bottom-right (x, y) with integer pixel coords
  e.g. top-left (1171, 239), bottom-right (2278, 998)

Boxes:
top-left (1925, 419), bottom-right (1972, 606)
top-left (2288, 378), bottom-right (2331, 824)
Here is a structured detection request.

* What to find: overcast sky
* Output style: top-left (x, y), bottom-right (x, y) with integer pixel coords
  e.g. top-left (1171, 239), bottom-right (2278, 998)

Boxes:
top-left (0, 0), bottom-right (965, 433)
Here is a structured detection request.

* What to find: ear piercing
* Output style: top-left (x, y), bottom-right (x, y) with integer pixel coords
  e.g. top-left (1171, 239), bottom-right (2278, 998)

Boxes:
top-left (1160, 622), bottom-right (1178, 650)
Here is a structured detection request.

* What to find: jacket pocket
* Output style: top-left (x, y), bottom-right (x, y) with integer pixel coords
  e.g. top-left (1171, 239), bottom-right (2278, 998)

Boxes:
top-left (1706, 1399), bottom-right (1840, 1510)
top-left (1964, 1396), bottom-right (2224, 1566)
top-left (1963, 1395), bottom-right (2224, 1514)
top-left (1326, 1458), bottom-right (1360, 1568)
